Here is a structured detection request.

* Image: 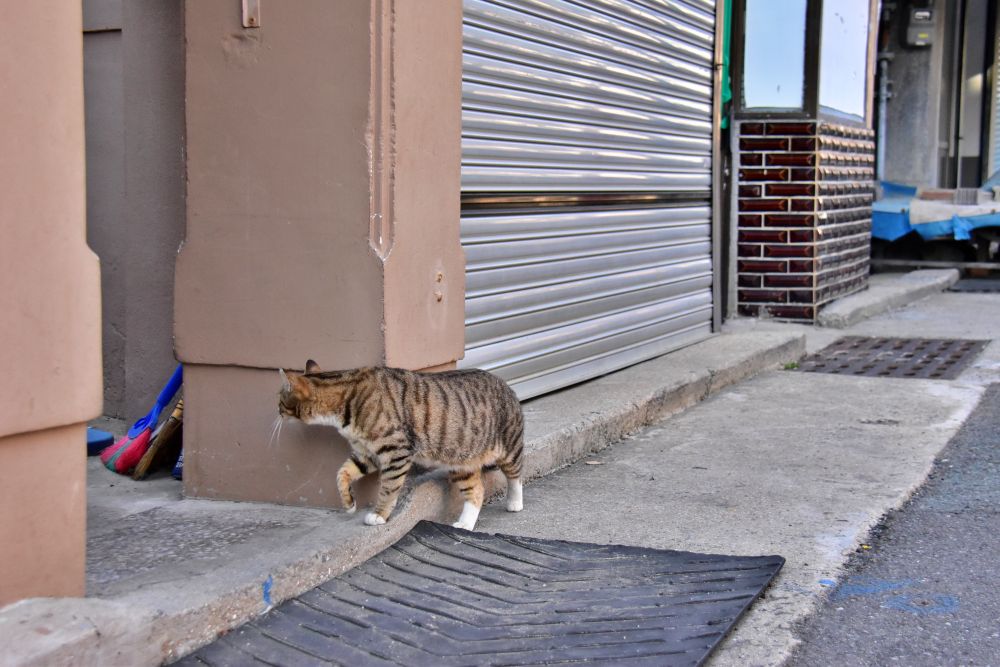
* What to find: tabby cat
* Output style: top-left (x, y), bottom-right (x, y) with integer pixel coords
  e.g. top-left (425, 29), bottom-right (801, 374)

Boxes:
top-left (278, 360), bottom-right (524, 531)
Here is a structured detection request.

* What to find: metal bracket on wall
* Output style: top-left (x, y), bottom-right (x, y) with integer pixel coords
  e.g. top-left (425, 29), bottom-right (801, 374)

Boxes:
top-left (368, 0), bottom-right (396, 261)
top-left (242, 0), bottom-right (261, 28)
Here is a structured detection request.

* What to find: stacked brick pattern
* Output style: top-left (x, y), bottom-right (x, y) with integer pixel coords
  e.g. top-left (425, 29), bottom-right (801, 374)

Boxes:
top-left (735, 121), bottom-right (874, 321)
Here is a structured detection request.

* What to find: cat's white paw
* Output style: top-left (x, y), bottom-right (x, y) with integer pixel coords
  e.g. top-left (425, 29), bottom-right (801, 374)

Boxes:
top-left (506, 478), bottom-right (523, 512)
top-left (452, 501), bottom-right (480, 531)
top-left (344, 503), bottom-right (357, 514)
top-left (364, 512), bottom-right (386, 526)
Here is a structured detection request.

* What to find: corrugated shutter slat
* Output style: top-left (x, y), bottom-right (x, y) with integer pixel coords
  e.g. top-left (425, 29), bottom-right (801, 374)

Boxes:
top-left (460, 0), bottom-right (716, 398)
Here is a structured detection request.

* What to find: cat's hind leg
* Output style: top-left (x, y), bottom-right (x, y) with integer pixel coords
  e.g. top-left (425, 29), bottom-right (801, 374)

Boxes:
top-left (499, 470), bottom-right (523, 513)
top-left (499, 438), bottom-right (524, 513)
top-left (450, 469), bottom-right (484, 531)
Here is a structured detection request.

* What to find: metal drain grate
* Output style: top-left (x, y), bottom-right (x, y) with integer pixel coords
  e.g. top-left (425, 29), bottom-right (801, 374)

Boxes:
top-left (949, 278), bottom-right (1000, 293)
top-left (799, 336), bottom-right (987, 379)
top-left (177, 522), bottom-right (784, 667)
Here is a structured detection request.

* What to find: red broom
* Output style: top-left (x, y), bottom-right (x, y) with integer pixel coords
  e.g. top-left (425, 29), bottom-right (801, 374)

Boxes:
top-left (101, 364), bottom-right (183, 474)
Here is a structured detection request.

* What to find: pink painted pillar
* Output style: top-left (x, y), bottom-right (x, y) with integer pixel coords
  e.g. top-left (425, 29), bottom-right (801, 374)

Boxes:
top-left (175, 0), bottom-right (464, 507)
top-left (0, 0), bottom-right (102, 606)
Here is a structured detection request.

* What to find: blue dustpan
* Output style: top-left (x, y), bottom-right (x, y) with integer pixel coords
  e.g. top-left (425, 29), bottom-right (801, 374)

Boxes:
top-left (87, 428), bottom-right (115, 456)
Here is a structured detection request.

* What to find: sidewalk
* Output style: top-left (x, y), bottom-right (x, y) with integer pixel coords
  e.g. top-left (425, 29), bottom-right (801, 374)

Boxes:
top-left (476, 285), bottom-right (1000, 666)
top-left (4, 271), bottom-right (995, 665)
top-left (2, 333), bottom-right (803, 666)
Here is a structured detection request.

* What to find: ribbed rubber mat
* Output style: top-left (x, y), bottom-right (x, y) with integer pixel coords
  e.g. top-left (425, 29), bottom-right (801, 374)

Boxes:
top-left (178, 522), bottom-right (784, 667)
top-left (798, 336), bottom-right (987, 380)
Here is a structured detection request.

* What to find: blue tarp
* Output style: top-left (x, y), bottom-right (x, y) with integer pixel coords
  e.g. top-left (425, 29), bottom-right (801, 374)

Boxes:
top-left (871, 181), bottom-right (1000, 242)
top-left (872, 182), bottom-right (916, 242)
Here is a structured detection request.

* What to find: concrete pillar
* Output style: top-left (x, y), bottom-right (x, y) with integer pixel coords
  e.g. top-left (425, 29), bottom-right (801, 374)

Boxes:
top-left (0, 1), bottom-right (102, 606)
top-left (176, 0), bottom-right (464, 507)
top-left (883, 0), bottom-right (952, 187)
top-left (120, 2), bottom-right (187, 420)
top-left (83, 0), bottom-right (186, 421)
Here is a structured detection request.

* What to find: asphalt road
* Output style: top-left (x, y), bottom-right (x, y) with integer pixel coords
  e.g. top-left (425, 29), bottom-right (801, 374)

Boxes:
top-left (789, 383), bottom-right (1000, 667)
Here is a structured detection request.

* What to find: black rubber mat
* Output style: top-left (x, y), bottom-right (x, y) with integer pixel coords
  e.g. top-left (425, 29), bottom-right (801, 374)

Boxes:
top-left (177, 522), bottom-right (784, 666)
top-left (799, 336), bottom-right (987, 379)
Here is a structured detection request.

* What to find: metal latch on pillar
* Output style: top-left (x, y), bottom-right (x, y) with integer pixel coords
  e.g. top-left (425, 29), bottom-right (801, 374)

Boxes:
top-left (242, 0), bottom-right (261, 28)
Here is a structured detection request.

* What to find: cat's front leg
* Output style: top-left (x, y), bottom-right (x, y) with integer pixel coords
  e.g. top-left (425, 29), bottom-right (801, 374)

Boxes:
top-left (336, 454), bottom-right (371, 513)
top-left (365, 435), bottom-right (414, 526)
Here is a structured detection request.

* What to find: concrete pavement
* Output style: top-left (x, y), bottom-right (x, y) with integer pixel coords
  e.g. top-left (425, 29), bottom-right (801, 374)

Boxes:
top-left (2, 270), bottom-right (991, 666)
top-left (477, 286), bottom-right (1000, 666)
top-left (476, 370), bottom-right (982, 666)
top-left (2, 330), bottom-right (804, 665)
top-left (789, 383), bottom-right (1000, 666)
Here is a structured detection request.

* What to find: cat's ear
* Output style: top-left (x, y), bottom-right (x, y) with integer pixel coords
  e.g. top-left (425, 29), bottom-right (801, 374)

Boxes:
top-left (284, 370), bottom-right (312, 399)
top-left (279, 368), bottom-right (292, 392)
top-left (305, 359), bottom-right (321, 374)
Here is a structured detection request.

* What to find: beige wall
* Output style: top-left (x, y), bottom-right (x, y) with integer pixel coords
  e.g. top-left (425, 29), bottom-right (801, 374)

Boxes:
top-left (177, 0), bottom-right (464, 506)
top-left (121, 1), bottom-right (187, 419)
top-left (0, 0), bottom-right (101, 606)
top-left (83, 2), bottom-right (126, 415)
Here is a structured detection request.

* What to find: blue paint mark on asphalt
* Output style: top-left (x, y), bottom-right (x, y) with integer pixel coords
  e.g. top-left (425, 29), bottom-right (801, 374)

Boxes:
top-left (262, 575), bottom-right (273, 607)
top-left (830, 578), bottom-right (913, 601)
top-left (819, 577), bottom-right (960, 614)
top-left (884, 593), bottom-right (959, 615)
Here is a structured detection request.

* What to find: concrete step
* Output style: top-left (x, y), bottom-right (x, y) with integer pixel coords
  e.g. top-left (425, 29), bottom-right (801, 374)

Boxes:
top-left (817, 269), bottom-right (960, 329)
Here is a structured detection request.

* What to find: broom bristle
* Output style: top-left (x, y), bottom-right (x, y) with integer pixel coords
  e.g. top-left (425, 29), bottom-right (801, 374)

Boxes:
top-left (101, 431), bottom-right (153, 473)
top-left (109, 430), bottom-right (153, 474)
top-left (100, 434), bottom-right (130, 467)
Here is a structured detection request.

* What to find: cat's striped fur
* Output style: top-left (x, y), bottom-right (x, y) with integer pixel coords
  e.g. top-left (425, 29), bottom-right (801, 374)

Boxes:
top-left (278, 360), bottom-right (524, 530)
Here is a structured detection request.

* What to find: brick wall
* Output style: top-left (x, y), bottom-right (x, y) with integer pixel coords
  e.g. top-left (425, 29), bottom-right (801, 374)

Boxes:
top-left (735, 121), bottom-right (874, 321)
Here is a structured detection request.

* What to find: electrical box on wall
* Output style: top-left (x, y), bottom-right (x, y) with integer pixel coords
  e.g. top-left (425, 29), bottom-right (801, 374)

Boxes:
top-left (905, 1), bottom-right (934, 47)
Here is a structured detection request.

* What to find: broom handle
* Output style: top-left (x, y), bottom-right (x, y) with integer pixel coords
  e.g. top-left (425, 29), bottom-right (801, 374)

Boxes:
top-left (150, 400), bottom-right (184, 448)
top-left (127, 364), bottom-right (183, 438)
top-left (156, 364), bottom-right (183, 413)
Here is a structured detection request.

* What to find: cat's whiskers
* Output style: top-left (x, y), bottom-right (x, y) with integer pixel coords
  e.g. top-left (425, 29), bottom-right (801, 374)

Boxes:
top-left (267, 416), bottom-right (281, 450)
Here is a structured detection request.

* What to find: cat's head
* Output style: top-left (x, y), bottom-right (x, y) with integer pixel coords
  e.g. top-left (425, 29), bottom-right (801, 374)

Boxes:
top-left (277, 359), bottom-right (332, 424)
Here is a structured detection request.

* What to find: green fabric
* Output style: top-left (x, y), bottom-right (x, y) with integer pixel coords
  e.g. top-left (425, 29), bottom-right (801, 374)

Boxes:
top-left (720, 0), bottom-right (733, 129)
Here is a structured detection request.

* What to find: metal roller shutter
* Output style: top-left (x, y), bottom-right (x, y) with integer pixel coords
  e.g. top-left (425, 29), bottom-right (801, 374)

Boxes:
top-left (460, 0), bottom-right (718, 399)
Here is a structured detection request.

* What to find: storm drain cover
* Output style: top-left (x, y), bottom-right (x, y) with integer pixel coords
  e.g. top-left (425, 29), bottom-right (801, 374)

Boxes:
top-left (177, 522), bottom-right (784, 667)
top-left (799, 336), bottom-right (987, 379)
top-left (949, 278), bottom-right (1000, 293)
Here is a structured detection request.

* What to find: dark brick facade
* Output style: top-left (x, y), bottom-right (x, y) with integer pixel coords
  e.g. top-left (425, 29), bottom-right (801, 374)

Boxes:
top-left (735, 121), bottom-right (874, 322)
